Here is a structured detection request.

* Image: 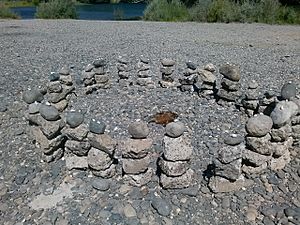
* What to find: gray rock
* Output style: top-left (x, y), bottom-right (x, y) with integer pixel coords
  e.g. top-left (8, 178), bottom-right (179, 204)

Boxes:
top-left (246, 134), bottom-right (272, 155)
top-left (91, 177), bottom-right (110, 191)
top-left (65, 140), bottom-right (91, 156)
top-left (270, 101), bottom-right (299, 128)
top-left (217, 89), bottom-right (242, 102)
top-left (246, 115), bottom-right (273, 137)
top-left (281, 82), bottom-right (297, 100)
top-left (158, 158), bottom-right (189, 177)
top-left (165, 121), bottom-right (185, 138)
top-left (89, 119), bottom-right (106, 134)
top-left (219, 64), bottom-right (241, 81)
top-left (122, 155), bottom-right (151, 174)
top-left (87, 147), bottom-right (113, 171)
top-left (128, 121), bottom-right (150, 139)
top-left (218, 144), bottom-right (244, 164)
top-left (48, 86), bottom-right (74, 103)
top-left (243, 149), bottom-right (271, 166)
top-left (221, 77), bottom-right (241, 91)
top-left (95, 75), bottom-right (109, 83)
top-left (151, 198), bottom-right (171, 216)
top-left (160, 169), bottom-right (194, 189)
top-left (47, 81), bottom-right (62, 93)
top-left (208, 175), bottom-right (254, 193)
top-left (59, 66), bottom-right (70, 75)
top-left (49, 72), bottom-right (60, 81)
top-left (215, 158), bottom-right (242, 181)
top-left (92, 164), bottom-right (116, 178)
top-left (120, 138), bottom-right (153, 159)
top-left (186, 61), bottom-right (197, 70)
top-left (124, 168), bottom-right (153, 187)
top-left (93, 58), bottom-right (106, 67)
top-left (198, 69), bottom-right (216, 84)
top-left (223, 135), bottom-right (244, 146)
top-left (87, 133), bottom-right (116, 156)
top-left (39, 104), bottom-right (60, 121)
top-left (248, 80), bottom-right (258, 89)
top-left (270, 124), bottom-right (292, 142)
top-left (63, 124), bottom-right (88, 141)
top-left (84, 64), bottom-right (94, 72)
top-left (204, 63), bottom-right (216, 72)
top-left (161, 58), bottom-right (175, 67)
top-left (28, 102), bottom-right (40, 114)
top-left (22, 89), bottom-right (44, 104)
top-left (160, 67), bottom-right (174, 75)
top-left (123, 204), bottom-right (137, 218)
top-left (163, 134), bottom-right (193, 161)
top-left (66, 112), bottom-right (84, 128)
top-left (65, 156), bottom-right (88, 170)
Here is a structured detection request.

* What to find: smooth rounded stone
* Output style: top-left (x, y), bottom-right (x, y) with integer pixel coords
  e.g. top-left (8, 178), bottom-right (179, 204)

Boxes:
top-left (92, 164), bottom-right (116, 178)
top-left (158, 158), bottom-right (189, 177)
top-left (281, 82), bottom-right (297, 100)
top-left (59, 66), bottom-right (70, 75)
top-left (284, 207), bottom-right (300, 218)
top-left (218, 144), bottom-right (243, 164)
top-left (47, 81), bottom-right (62, 93)
top-left (89, 119), bottom-right (106, 134)
top-left (204, 63), bottom-right (216, 72)
top-left (85, 64), bottom-right (94, 72)
top-left (87, 147), bottom-right (113, 171)
top-left (208, 175), bottom-right (254, 193)
top-left (39, 104), bottom-right (60, 121)
top-left (93, 58), bottom-right (106, 67)
top-left (246, 134), bottom-right (272, 155)
top-left (28, 102), bottom-right (40, 114)
top-left (65, 140), bottom-right (91, 156)
top-left (22, 89), bottom-right (44, 104)
top-left (219, 64), bottom-right (241, 81)
top-left (122, 155), bottom-right (151, 174)
top-left (124, 168), bottom-right (154, 187)
top-left (243, 149), bottom-right (272, 166)
top-left (223, 134), bottom-right (244, 146)
top-left (128, 121), bottom-right (150, 139)
top-left (91, 177), bottom-right (110, 191)
top-left (163, 134), bottom-right (193, 161)
top-left (262, 217), bottom-right (275, 225)
top-left (215, 158), bottom-right (242, 181)
top-left (49, 72), bottom-right (60, 81)
top-left (165, 121), bottom-right (185, 138)
top-left (221, 77), bottom-right (241, 91)
top-left (270, 101), bottom-right (299, 128)
top-left (87, 133), bottom-right (116, 156)
top-left (151, 198), bottom-right (171, 216)
top-left (123, 204), bottom-right (137, 218)
top-left (246, 115), bottom-right (273, 137)
top-left (248, 80), bottom-right (258, 89)
top-left (66, 111), bottom-right (84, 128)
top-left (140, 56), bottom-right (149, 64)
top-left (186, 61), bottom-right (197, 70)
top-left (198, 69), bottom-right (216, 84)
top-left (270, 124), bottom-right (292, 142)
top-left (63, 124), bottom-right (88, 141)
top-left (161, 58), bottom-right (175, 67)
top-left (52, 99), bottom-right (68, 112)
top-left (120, 138), bottom-right (153, 159)
top-left (160, 169), bottom-right (195, 189)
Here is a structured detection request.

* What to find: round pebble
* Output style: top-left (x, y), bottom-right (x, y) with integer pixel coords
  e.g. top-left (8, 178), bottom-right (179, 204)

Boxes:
top-left (66, 111), bottom-right (84, 128)
top-left (91, 177), bottom-right (110, 191)
top-left (151, 198), bottom-right (171, 216)
top-left (165, 121), bottom-right (185, 138)
top-left (246, 115), bottom-right (273, 137)
top-left (128, 121), bottom-right (149, 139)
top-left (22, 89), bottom-right (44, 104)
top-left (281, 82), bottom-right (297, 100)
top-left (39, 104), bottom-right (60, 121)
top-left (28, 102), bottom-right (40, 114)
top-left (89, 119), bottom-right (106, 134)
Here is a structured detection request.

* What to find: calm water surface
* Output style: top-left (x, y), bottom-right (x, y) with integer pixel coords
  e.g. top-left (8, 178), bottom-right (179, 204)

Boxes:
top-left (12, 3), bottom-right (146, 20)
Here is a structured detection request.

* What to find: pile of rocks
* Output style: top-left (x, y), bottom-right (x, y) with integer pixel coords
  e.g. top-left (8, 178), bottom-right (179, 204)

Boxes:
top-left (179, 61), bottom-right (198, 92)
top-left (159, 122), bottom-right (195, 189)
top-left (81, 58), bottom-right (110, 94)
top-left (117, 56), bottom-right (132, 86)
top-left (135, 57), bottom-right (154, 87)
top-left (217, 63), bottom-right (242, 103)
top-left (47, 66), bottom-right (75, 112)
top-left (121, 121), bottom-right (154, 186)
top-left (196, 63), bottom-right (217, 98)
top-left (159, 58), bottom-right (177, 88)
top-left (241, 80), bottom-right (260, 117)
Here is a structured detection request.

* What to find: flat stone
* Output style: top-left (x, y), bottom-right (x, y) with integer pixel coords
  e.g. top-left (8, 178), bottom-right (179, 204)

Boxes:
top-left (123, 204), bottom-right (137, 218)
top-left (186, 61), bottom-right (197, 70)
top-left (89, 119), bottom-right (106, 134)
top-left (160, 67), bottom-right (174, 75)
top-left (59, 75), bottom-right (73, 86)
top-left (243, 149), bottom-right (272, 166)
top-left (270, 151), bottom-right (291, 171)
top-left (65, 156), bottom-right (88, 170)
top-left (93, 58), bottom-right (106, 67)
top-left (59, 66), bottom-right (70, 75)
top-left (39, 104), bottom-right (60, 121)
top-left (246, 114), bottom-right (273, 137)
top-left (272, 137), bottom-right (293, 157)
top-left (151, 198), bottom-right (171, 216)
top-left (242, 99), bottom-right (259, 110)
top-left (165, 121), bottom-right (185, 138)
top-left (95, 75), bottom-right (109, 83)
top-left (48, 86), bottom-right (74, 103)
top-left (120, 138), bottom-right (153, 159)
top-left (163, 134), bottom-right (193, 161)
top-left (248, 80), bottom-right (258, 89)
top-left (219, 64), bottom-right (241, 81)
top-left (52, 99), bottom-right (68, 112)
top-left (158, 158), bottom-right (189, 177)
top-left (66, 111), bottom-right (84, 128)
top-left (242, 162), bottom-right (268, 175)
top-left (221, 77), bottom-right (241, 91)
top-left (91, 177), bottom-right (110, 191)
top-left (28, 102), bottom-right (40, 114)
top-left (84, 63), bottom-right (94, 72)
top-left (217, 89), bottom-right (242, 102)
top-left (87, 133), bottom-right (116, 156)
top-left (208, 175), bottom-right (254, 193)
top-left (122, 155), bottom-right (151, 174)
top-left (246, 134), bottom-right (272, 155)
top-left (22, 89), bottom-right (44, 104)
top-left (223, 135), bottom-right (244, 146)
top-left (218, 144), bottom-right (244, 164)
top-left (160, 169), bottom-right (195, 189)
top-left (198, 69), bottom-right (216, 84)
top-left (82, 71), bottom-right (95, 80)
top-left (128, 121), bottom-right (150, 139)
top-left (49, 72), bottom-right (60, 81)
top-left (63, 124), bottom-right (88, 141)
top-left (87, 147), bottom-right (113, 171)
top-left (204, 63), bottom-right (216, 72)
top-left (136, 78), bottom-right (154, 87)
top-left (281, 82), bottom-right (297, 100)
top-left (161, 58), bottom-right (175, 67)
top-left (92, 164), bottom-right (116, 178)
top-left (124, 168), bottom-right (153, 187)
top-left (65, 140), bottom-right (91, 156)
top-left (47, 81), bottom-right (62, 93)
top-left (215, 158), bottom-right (242, 181)
top-left (271, 101), bottom-right (299, 128)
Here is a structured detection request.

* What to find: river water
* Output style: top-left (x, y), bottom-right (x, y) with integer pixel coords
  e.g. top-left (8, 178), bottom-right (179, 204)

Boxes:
top-left (11, 3), bottom-right (146, 20)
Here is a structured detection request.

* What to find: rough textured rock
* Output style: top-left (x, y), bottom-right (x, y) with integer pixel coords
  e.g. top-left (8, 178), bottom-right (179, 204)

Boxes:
top-left (246, 134), bottom-right (272, 155)
top-left (87, 147), bottom-right (113, 171)
top-left (65, 140), bottom-right (91, 156)
top-left (163, 135), bottom-right (193, 161)
top-left (158, 158), bottom-right (189, 177)
top-left (270, 101), bottom-right (299, 128)
top-left (209, 175), bottom-right (254, 193)
top-left (87, 133), bottom-right (116, 156)
top-left (219, 64), bottom-right (241, 81)
top-left (215, 158), bottom-right (242, 181)
top-left (122, 155), bottom-right (151, 174)
top-left (246, 115), bottom-right (273, 137)
top-left (119, 138), bottom-right (153, 159)
top-left (160, 169), bottom-right (195, 189)
top-left (63, 124), bottom-right (89, 141)
top-left (65, 155), bottom-right (88, 170)
top-left (151, 198), bottom-right (171, 216)
top-left (218, 144), bottom-right (244, 164)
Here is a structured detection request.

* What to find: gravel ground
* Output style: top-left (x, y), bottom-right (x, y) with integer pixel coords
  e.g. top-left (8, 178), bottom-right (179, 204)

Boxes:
top-left (0, 20), bottom-right (300, 225)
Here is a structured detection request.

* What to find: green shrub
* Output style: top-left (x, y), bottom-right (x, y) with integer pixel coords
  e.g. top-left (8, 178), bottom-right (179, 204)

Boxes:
top-left (35, 0), bottom-right (77, 19)
top-left (143, 0), bottom-right (189, 22)
top-left (207, 0), bottom-right (240, 22)
top-left (0, 4), bottom-right (19, 19)
top-left (189, 0), bottom-right (212, 22)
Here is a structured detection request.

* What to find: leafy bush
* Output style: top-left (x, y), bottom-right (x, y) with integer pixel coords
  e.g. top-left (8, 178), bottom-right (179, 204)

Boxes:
top-left (189, 0), bottom-right (212, 22)
top-left (35, 0), bottom-right (77, 19)
top-left (207, 0), bottom-right (240, 22)
top-left (0, 4), bottom-right (19, 19)
top-left (143, 0), bottom-right (189, 22)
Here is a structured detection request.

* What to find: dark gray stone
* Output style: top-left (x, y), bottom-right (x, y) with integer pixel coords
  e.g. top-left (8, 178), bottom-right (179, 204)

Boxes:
top-left (91, 178), bottom-right (110, 191)
top-left (66, 112), bottom-right (84, 128)
top-left (89, 119), bottom-right (106, 134)
top-left (49, 72), bottom-right (60, 81)
top-left (221, 77), bottom-right (241, 91)
top-left (39, 105), bottom-right (60, 121)
top-left (151, 198), bottom-right (171, 216)
top-left (93, 58), bottom-right (106, 67)
top-left (224, 135), bottom-right (244, 146)
top-left (186, 61), bottom-right (197, 70)
top-left (281, 82), bottom-right (297, 100)
top-left (219, 64), bottom-right (241, 81)
top-left (22, 89), bottom-right (44, 104)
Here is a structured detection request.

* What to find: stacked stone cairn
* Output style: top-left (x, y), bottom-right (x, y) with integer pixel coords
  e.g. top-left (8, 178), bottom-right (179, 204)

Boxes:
top-left (117, 55), bottom-right (132, 86)
top-left (196, 63), bottom-right (217, 98)
top-left (121, 121), bottom-right (154, 186)
top-left (241, 80), bottom-right (260, 117)
top-left (82, 58), bottom-right (110, 94)
top-left (179, 61), bottom-right (198, 92)
top-left (135, 57), bottom-right (155, 87)
top-left (159, 122), bottom-right (195, 189)
top-left (47, 66), bottom-right (75, 112)
top-left (87, 118), bottom-right (117, 178)
top-left (258, 90), bottom-right (278, 115)
top-left (217, 63), bottom-right (242, 103)
top-left (159, 58), bottom-right (177, 88)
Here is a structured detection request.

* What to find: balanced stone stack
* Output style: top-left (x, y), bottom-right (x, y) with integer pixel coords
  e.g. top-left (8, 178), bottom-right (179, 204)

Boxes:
top-left (196, 63), bottom-right (217, 98)
top-left (25, 103), bottom-right (66, 162)
top-left (87, 119), bottom-right (117, 178)
top-left (159, 58), bottom-right (177, 88)
top-left (82, 58), bottom-right (110, 94)
top-left (135, 57), bottom-right (155, 87)
top-left (47, 67), bottom-right (75, 112)
top-left (241, 80), bottom-right (260, 117)
top-left (121, 121), bottom-right (154, 186)
top-left (159, 122), bottom-right (195, 189)
top-left (117, 56), bottom-right (132, 86)
top-left (179, 61), bottom-right (198, 92)
top-left (258, 90), bottom-right (278, 115)
top-left (217, 63), bottom-right (242, 103)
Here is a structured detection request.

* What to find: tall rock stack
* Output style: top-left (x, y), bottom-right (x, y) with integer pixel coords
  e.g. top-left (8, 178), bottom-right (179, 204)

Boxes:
top-left (159, 58), bottom-right (177, 88)
top-left (217, 63), bottom-right (242, 103)
top-left (117, 56), bottom-right (132, 86)
top-left (196, 63), bottom-right (217, 98)
top-left (136, 57), bottom-right (155, 87)
top-left (87, 120), bottom-right (117, 178)
top-left (241, 80), bottom-right (260, 117)
top-left (25, 103), bottom-right (66, 162)
top-left (82, 58), bottom-right (110, 94)
top-left (121, 121), bottom-right (154, 186)
top-left (179, 61), bottom-right (198, 92)
top-left (47, 67), bottom-right (75, 112)
top-left (159, 122), bottom-right (195, 189)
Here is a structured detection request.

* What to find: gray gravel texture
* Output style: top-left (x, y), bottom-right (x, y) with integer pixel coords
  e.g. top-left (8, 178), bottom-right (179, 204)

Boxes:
top-left (0, 20), bottom-right (300, 225)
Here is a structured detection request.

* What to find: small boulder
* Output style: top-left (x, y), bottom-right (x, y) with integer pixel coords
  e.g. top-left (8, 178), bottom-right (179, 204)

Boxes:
top-left (219, 64), bottom-right (241, 82)
top-left (22, 89), bottom-right (44, 104)
top-left (128, 121), bottom-right (149, 139)
top-left (246, 115), bottom-right (273, 137)
top-left (165, 121), bottom-right (185, 138)
top-left (66, 111), bottom-right (84, 128)
top-left (281, 82), bottom-right (297, 100)
top-left (39, 104), bottom-right (60, 121)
